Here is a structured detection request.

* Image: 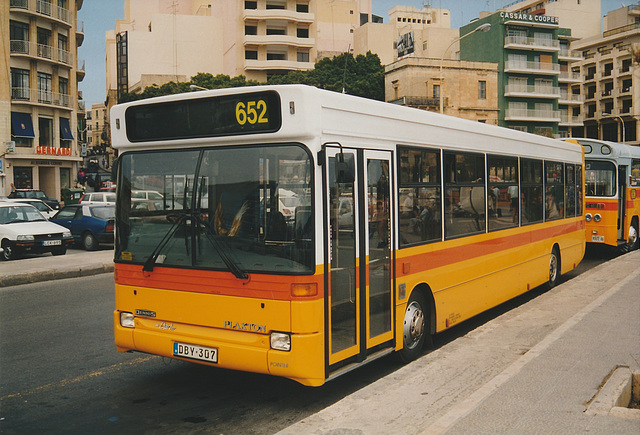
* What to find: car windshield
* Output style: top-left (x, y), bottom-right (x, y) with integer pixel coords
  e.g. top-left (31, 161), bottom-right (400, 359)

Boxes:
top-left (115, 144), bottom-right (314, 274)
top-left (91, 206), bottom-right (115, 220)
top-left (22, 191), bottom-right (47, 199)
top-left (0, 205), bottom-right (46, 224)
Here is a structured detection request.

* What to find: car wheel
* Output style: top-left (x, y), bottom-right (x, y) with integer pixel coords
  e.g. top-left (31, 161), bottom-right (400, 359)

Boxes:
top-left (52, 247), bottom-right (67, 256)
top-left (1, 240), bottom-right (16, 261)
top-left (82, 232), bottom-right (98, 251)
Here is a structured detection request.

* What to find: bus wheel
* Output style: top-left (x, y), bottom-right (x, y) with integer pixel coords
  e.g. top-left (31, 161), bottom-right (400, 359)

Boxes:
top-left (627, 220), bottom-right (639, 251)
top-left (548, 247), bottom-right (561, 289)
top-left (399, 291), bottom-right (427, 363)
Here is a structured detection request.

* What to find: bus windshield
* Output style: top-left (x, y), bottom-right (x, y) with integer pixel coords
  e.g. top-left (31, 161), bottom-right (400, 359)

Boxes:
top-left (585, 160), bottom-right (615, 197)
top-left (115, 144), bottom-right (314, 274)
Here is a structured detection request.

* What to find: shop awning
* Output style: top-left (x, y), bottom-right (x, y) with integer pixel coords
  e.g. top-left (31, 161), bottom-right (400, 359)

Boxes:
top-left (59, 117), bottom-right (74, 140)
top-left (11, 112), bottom-right (35, 138)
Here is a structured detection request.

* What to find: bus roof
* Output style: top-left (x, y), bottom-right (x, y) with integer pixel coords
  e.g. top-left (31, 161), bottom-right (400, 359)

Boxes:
top-left (564, 138), bottom-right (640, 160)
top-left (111, 84), bottom-right (582, 163)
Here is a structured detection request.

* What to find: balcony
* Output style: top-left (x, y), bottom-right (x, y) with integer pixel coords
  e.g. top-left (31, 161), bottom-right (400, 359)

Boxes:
top-left (10, 40), bottom-right (73, 66)
top-left (558, 92), bottom-right (583, 105)
top-left (77, 20), bottom-right (84, 46)
top-left (243, 8), bottom-right (314, 24)
top-left (243, 34), bottom-right (315, 48)
top-left (10, 0), bottom-right (73, 26)
top-left (558, 71), bottom-right (581, 83)
top-left (244, 59), bottom-right (314, 71)
top-left (558, 49), bottom-right (582, 61)
top-left (504, 36), bottom-right (559, 52)
top-left (77, 59), bottom-right (85, 81)
top-left (504, 60), bottom-right (560, 75)
top-left (559, 114), bottom-right (583, 126)
top-left (505, 108), bottom-right (561, 122)
top-left (11, 87), bottom-right (73, 110)
top-left (504, 84), bottom-right (560, 99)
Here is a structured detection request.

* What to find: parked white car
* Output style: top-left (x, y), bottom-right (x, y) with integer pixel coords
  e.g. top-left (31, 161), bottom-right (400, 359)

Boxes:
top-left (0, 202), bottom-right (74, 260)
top-left (3, 198), bottom-right (57, 219)
top-left (79, 192), bottom-right (116, 205)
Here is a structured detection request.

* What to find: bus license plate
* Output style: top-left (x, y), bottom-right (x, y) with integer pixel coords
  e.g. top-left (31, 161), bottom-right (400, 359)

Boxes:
top-left (43, 240), bottom-right (62, 246)
top-left (591, 236), bottom-right (605, 243)
top-left (173, 342), bottom-right (218, 363)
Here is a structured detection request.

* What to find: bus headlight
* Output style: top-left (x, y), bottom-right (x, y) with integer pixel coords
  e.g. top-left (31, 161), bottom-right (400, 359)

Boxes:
top-left (270, 332), bottom-right (291, 351)
top-left (120, 312), bottom-right (135, 328)
top-left (585, 213), bottom-right (592, 222)
top-left (594, 214), bottom-right (602, 222)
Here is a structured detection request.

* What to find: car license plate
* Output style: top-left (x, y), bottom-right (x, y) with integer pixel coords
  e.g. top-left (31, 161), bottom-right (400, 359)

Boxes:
top-left (173, 342), bottom-right (218, 363)
top-left (591, 236), bottom-right (605, 243)
top-left (42, 240), bottom-right (62, 246)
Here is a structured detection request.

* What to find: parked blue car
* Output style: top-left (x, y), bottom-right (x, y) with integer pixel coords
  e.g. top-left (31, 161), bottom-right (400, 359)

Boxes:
top-left (50, 204), bottom-right (115, 250)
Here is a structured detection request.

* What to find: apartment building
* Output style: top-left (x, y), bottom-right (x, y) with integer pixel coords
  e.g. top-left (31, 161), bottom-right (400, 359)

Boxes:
top-left (106, 0), bottom-right (379, 107)
top-left (2, 0), bottom-right (85, 199)
top-left (459, 5), bottom-right (594, 137)
top-left (572, 4), bottom-right (639, 145)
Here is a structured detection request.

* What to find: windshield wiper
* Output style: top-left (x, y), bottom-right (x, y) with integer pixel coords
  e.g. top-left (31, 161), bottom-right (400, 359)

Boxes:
top-left (142, 213), bottom-right (187, 272)
top-left (193, 214), bottom-right (249, 280)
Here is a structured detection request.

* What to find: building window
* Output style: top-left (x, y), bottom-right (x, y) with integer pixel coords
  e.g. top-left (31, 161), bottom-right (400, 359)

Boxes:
top-left (10, 20), bottom-right (29, 53)
top-left (433, 84), bottom-right (440, 99)
top-left (296, 3), bottom-right (309, 13)
top-left (244, 1), bottom-right (257, 9)
top-left (297, 51), bottom-right (309, 62)
top-left (267, 52), bottom-right (287, 60)
top-left (38, 72), bottom-right (52, 103)
top-left (478, 80), bottom-right (486, 100)
top-left (37, 27), bottom-right (52, 59)
top-left (266, 1), bottom-right (286, 10)
top-left (245, 25), bottom-right (257, 35)
top-left (266, 26), bottom-right (286, 35)
top-left (297, 27), bottom-right (309, 38)
top-left (39, 117), bottom-right (53, 147)
top-left (245, 50), bottom-right (258, 60)
top-left (14, 167), bottom-right (33, 190)
top-left (10, 68), bottom-right (30, 100)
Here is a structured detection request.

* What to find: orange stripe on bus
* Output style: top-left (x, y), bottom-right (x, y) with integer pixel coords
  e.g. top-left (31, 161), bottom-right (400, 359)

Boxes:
top-left (397, 220), bottom-right (584, 276)
top-left (115, 263), bottom-right (324, 301)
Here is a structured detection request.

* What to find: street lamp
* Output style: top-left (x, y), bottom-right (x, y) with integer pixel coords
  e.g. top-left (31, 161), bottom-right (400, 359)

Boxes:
top-left (189, 84), bottom-right (207, 91)
top-left (439, 23), bottom-right (491, 114)
top-left (602, 112), bottom-right (625, 143)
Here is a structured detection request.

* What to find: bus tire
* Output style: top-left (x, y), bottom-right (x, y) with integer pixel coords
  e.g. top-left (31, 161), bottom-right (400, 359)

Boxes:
top-left (548, 246), bottom-right (561, 289)
top-left (627, 219), bottom-right (639, 251)
top-left (399, 291), bottom-right (428, 363)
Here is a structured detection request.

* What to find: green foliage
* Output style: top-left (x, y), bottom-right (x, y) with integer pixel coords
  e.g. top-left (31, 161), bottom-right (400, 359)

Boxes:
top-left (117, 52), bottom-right (385, 103)
top-left (267, 51), bottom-right (384, 101)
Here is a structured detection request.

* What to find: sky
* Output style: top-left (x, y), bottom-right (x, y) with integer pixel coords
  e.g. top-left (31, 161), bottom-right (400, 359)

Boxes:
top-left (78, 0), bottom-right (625, 108)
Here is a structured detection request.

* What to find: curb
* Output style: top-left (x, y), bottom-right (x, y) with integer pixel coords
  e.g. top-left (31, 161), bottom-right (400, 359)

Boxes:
top-left (0, 263), bottom-right (114, 287)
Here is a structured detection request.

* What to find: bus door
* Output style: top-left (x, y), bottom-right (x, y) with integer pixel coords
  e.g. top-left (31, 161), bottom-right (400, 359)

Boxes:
top-left (324, 147), bottom-right (394, 372)
top-left (618, 165), bottom-right (627, 241)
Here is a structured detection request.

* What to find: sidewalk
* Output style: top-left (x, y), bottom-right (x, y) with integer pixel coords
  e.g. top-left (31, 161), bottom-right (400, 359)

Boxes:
top-left (0, 249), bottom-right (114, 287)
top-left (278, 250), bottom-right (640, 435)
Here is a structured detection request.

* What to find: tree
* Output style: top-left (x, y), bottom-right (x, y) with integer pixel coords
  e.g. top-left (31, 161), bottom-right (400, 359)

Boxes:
top-left (117, 52), bottom-right (385, 102)
top-left (268, 51), bottom-right (384, 101)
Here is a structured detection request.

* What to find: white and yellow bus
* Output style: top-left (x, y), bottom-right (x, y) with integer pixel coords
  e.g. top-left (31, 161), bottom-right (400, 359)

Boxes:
top-left (565, 138), bottom-right (640, 251)
top-left (111, 85), bottom-right (585, 386)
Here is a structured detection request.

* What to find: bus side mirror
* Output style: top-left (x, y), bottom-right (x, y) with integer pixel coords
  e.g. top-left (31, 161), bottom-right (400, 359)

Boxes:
top-left (335, 153), bottom-right (355, 184)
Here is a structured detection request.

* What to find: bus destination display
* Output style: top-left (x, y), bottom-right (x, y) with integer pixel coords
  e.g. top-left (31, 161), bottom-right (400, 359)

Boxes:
top-left (125, 90), bottom-right (282, 142)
